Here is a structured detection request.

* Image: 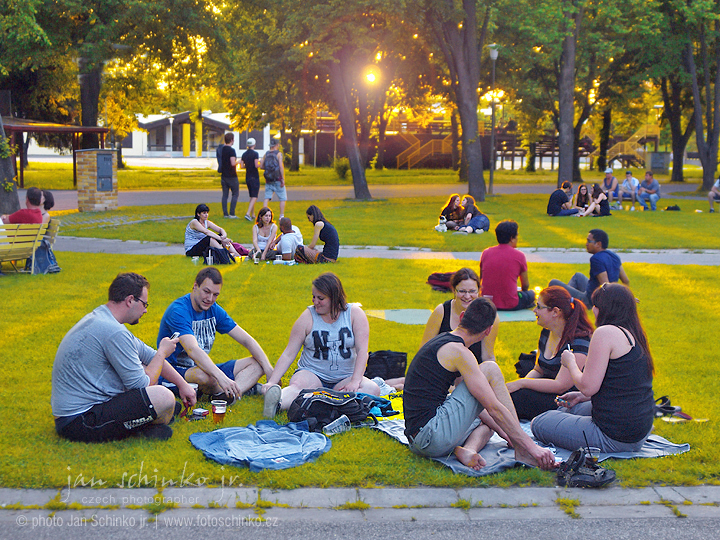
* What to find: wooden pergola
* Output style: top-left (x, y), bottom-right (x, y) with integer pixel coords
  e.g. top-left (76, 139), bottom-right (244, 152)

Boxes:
top-left (1, 117), bottom-right (109, 188)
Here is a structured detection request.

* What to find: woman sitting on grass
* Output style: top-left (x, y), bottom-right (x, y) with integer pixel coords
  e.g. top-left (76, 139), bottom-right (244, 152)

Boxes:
top-left (249, 207), bottom-right (278, 261)
top-left (577, 184), bottom-right (610, 217)
top-left (573, 183), bottom-right (590, 211)
top-left (295, 205), bottom-right (339, 264)
top-left (421, 267), bottom-right (499, 364)
top-left (184, 203), bottom-right (241, 258)
top-left (531, 283), bottom-right (655, 452)
top-left (454, 195), bottom-right (490, 234)
top-left (506, 286), bottom-right (593, 420)
top-left (261, 272), bottom-right (380, 417)
top-left (438, 194), bottom-right (465, 230)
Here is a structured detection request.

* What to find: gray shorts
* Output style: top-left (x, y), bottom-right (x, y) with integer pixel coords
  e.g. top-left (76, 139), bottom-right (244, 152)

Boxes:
top-left (408, 382), bottom-right (484, 458)
top-left (264, 181), bottom-right (287, 201)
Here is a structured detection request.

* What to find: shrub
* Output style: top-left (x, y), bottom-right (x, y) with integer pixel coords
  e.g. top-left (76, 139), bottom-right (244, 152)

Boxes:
top-left (333, 157), bottom-right (351, 179)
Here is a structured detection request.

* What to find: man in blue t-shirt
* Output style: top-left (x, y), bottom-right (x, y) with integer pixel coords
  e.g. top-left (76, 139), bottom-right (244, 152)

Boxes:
top-left (549, 229), bottom-right (630, 307)
top-left (158, 267), bottom-right (273, 403)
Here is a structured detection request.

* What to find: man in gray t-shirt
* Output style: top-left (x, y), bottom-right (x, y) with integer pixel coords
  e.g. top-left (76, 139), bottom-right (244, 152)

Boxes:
top-left (51, 273), bottom-right (195, 443)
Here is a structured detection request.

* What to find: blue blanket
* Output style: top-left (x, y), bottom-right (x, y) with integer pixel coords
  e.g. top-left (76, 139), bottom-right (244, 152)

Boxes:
top-left (190, 420), bottom-right (331, 472)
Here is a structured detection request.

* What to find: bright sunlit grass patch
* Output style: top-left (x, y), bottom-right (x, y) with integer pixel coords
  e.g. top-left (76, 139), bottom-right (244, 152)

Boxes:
top-left (0, 254), bottom-right (717, 488)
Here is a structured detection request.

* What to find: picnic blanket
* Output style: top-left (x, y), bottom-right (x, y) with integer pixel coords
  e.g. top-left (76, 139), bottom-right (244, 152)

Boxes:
top-left (373, 393), bottom-right (691, 477)
top-left (189, 420), bottom-right (331, 472)
top-left (366, 308), bottom-right (536, 325)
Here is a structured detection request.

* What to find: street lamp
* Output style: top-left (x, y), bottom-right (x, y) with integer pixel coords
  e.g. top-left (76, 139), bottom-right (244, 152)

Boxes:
top-left (488, 44), bottom-right (499, 195)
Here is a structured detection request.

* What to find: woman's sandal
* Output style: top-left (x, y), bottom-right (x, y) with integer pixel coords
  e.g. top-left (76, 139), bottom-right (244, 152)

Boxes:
top-left (654, 395), bottom-right (682, 417)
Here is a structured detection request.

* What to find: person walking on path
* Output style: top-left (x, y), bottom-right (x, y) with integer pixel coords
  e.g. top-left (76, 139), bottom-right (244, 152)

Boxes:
top-left (260, 138), bottom-right (287, 218)
top-left (219, 133), bottom-right (240, 219)
top-left (240, 138), bottom-right (260, 221)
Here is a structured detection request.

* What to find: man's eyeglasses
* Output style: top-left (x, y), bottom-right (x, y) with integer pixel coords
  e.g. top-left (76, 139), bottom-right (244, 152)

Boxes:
top-left (134, 297), bottom-right (149, 309)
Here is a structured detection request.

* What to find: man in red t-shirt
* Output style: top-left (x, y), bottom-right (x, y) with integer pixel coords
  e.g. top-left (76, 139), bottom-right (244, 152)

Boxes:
top-left (479, 220), bottom-right (535, 311)
top-left (1, 187), bottom-right (43, 224)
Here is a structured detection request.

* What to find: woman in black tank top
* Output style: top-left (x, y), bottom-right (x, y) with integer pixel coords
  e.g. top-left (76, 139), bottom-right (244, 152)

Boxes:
top-left (421, 268), bottom-right (499, 364)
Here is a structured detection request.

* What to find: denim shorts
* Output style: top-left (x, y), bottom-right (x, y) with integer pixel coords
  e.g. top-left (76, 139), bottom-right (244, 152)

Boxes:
top-left (264, 181), bottom-right (287, 201)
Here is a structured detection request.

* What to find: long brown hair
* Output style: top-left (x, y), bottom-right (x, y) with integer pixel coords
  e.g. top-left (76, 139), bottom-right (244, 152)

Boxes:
top-left (576, 184), bottom-right (590, 207)
top-left (539, 286), bottom-right (594, 350)
top-left (312, 272), bottom-right (347, 320)
top-left (592, 283), bottom-right (654, 374)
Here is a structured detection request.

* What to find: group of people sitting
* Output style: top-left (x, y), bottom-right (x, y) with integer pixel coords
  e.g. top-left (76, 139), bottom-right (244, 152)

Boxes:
top-left (184, 203), bottom-right (339, 264)
top-left (436, 194), bottom-right (490, 234)
top-left (547, 169), bottom-right (662, 216)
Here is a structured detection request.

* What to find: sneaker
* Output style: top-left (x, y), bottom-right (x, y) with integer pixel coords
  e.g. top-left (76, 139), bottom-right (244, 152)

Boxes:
top-left (228, 215), bottom-right (239, 219)
top-left (263, 384), bottom-right (282, 418)
top-left (711, 209), bottom-right (716, 213)
top-left (244, 214), bottom-right (253, 221)
top-left (452, 229), bottom-right (469, 235)
top-left (474, 229), bottom-right (485, 234)
top-left (243, 383), bottom-right (262, 397)
top-left (210, 392), bottom-right (238, 406)
top-left (629, 206), bottom-right (635, 211)
top-left (134, 423), bottom-right (173, 441)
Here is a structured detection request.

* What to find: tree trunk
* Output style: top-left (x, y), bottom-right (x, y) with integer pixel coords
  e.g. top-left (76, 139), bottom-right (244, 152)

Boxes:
top-left (451, 108), bottom-right (460, 171)
top-left (557, 2), bottom-right (582, 187)
top-left (328, 58), bottom-right (371, 199)
top-left (661, 75), bottom-right (694, 183)
top-left (526, 142), bottom-right (536, 172)
top-left (375, 115), bottom-right (388, 170)
top-left (597, 106), bottom-right (611, 172)
top-left (0, 120), bottom-right (20, 214)
top-left (290, 132), bottom-right (300, 172)
top-left (78, 58), bottom-right (102, 149)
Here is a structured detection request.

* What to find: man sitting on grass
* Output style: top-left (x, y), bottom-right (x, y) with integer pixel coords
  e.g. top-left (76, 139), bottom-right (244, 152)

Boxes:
top-left (157, 267), bottom-right (273, 404)
top-left (269, 216), bottom-right (303, 260)
top-left (547, 181), bottom-right (579, 216)
top-left (51, 273), bottom-right (195, 442)
top-left (403, 297), bottom-right (556, 471)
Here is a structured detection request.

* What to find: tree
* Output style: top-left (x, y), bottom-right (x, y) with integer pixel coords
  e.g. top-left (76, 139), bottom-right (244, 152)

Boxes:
top-left (420, 0), bottom-right (492, 201)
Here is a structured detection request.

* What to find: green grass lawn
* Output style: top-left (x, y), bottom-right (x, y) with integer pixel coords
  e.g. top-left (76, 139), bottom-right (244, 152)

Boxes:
top-left (0, 253), bottom-right (717, 489)
top-left (55, 193), bottom-right (719, 251)
top-left (19, 160), bottom-right (704, 190)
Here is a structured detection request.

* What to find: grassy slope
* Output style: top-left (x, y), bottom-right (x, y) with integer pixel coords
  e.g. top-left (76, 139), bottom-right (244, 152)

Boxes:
top-left (0, 254), bottom-right (717, 488)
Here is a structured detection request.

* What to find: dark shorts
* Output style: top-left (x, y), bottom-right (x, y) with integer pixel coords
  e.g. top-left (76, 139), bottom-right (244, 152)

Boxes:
top-left (292, 368), bottom-right (343, 389)
top-left (185, 235), bottom-right (211, 257)
top-left (712, 192), bottom-right (720, 201)
top-left (55, 388), bottom-right (158, 443)
top-left (162, 360), bottom-right (237, 382)
top-left (245, 175), bottom-right (260, 198)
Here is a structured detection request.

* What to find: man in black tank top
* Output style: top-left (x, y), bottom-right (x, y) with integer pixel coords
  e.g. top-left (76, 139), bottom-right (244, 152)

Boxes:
top-left (404, 298), bottom-right (556, 471)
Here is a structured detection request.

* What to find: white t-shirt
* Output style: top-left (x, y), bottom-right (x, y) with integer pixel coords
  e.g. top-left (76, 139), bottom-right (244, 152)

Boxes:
top-left (278, 225), bottom-right (303, 255)
top-left (621, 177), bottom-right (639, 191)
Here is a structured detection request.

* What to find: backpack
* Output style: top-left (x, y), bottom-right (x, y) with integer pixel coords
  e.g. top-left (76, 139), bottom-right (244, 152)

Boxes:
top-left (263, 151), bottom-right (281, 182)
top-left (426, 272), bottom-right (454, 292)
top-left (364, 350), bottom-right (407, 380)
top-left (216, 144), bottom-right (224, 173)
top-left (287, 388), bottom-right (377, 432)
top-left (202, 245), bottom-right (236, 265)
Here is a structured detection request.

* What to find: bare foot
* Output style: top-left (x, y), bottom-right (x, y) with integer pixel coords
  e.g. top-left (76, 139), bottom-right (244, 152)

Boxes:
top-left (454, 446), bottom-right (487, 471)
top-left (514, 444), bottom-right (557, 471)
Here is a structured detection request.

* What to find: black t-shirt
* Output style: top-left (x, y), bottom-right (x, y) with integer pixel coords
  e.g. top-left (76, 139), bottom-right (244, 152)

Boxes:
top-left (241, 149), bottom-right (259, 178)
top-left (221, 145), bottom-right (237, 178)
top-left (547, 189), bottom-right (569, 215)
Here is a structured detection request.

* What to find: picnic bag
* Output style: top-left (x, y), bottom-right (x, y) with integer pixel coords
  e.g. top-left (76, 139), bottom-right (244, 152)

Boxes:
top-left (263, 150), bottom-right (281, 182)
top-left (203, 245), bottom-right (236, 265)
top-left (364, 350), bottom-right (407, 380)
top-left (287, 388), bottom-right (377, 432)
top-left (426, 271), bottom-right (454, 292)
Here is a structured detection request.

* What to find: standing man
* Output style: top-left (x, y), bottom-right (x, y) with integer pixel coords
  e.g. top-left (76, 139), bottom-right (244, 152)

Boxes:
top-left (638, 171), bottom-right (661, 211)
top-left (547, 181), bottom-right (578, 216)
top-left (709, 177), bottom-right (720, 213)
top-left (260, 138), bottom-right (287, 218)
top-left (158, 267), bottom-right (273, 403)
top-left (220, 132), bottom-right (240, 219)
top-left (549, 229), bottom-right (630, 307)
top-left (479, 220), bottom-right (535, 311)
top-left (240, 137), bottom-right (260, 221)
top-left (1, 187), bottom-right (44, 224)
top-left (52, 273), bottom-right (195, 443)
top-left (602, 168), bottom-right (619, 207)
top-left (617, 170), bottom-right (639, 211)
top-left (403, 298), bottom-right (556, 471)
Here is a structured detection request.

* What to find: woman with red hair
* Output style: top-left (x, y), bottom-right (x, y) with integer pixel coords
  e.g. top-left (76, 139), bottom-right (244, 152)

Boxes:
top-left (506, 286), bottom-right (594, 420)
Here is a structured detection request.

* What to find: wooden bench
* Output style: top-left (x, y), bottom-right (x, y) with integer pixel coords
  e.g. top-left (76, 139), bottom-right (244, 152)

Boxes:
top-left (0, 219), bottom-right (60, 274)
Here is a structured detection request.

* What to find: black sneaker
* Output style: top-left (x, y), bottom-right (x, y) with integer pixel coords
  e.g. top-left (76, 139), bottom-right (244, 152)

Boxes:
top-left (243, 383), bottom-right (262, 397)
top-left (134, 423), bottom-right (173, 441)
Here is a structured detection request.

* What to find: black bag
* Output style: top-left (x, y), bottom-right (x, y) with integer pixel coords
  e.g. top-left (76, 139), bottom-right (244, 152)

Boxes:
top-left (365, 350), bottom-right (407, 380)
top-left (263, 150), bottom-right (281, 182)
top-left (557, 448), bottom-right (616, 488)
top-left (664, 205), bottom-right (680, 211)
top-left (515, 351), bottom-right (537, 378)
top-left (427, 271), bottom-right (453, 292)
top-left (287, 388), bottom-right (377, 432)
top-left (203, 245), bottom-right (235, 265)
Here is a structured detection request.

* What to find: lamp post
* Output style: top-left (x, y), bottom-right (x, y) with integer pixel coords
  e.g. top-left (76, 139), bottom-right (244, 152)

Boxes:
top-left (488, 44), bottom-right (499, 195)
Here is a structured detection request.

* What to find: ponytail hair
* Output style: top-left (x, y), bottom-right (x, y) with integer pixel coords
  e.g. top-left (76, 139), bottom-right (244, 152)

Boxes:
top-left (539, 286), bottom-right (594, 349)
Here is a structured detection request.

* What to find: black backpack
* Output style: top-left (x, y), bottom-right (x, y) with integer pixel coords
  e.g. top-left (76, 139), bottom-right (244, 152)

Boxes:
top-left (287, 388), bottom-right (377, 432)
top-left (364, 350), bottom-right (407, 380)
top-left (263, 151), bottom-right (281, 182)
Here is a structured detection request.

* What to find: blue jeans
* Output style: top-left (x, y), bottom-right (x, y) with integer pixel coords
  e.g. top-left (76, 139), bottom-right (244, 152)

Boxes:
top-left (549, 273), bottom-right (592, 307)
top-left (221, 176), bottom-right (239, 216)
top-left (550, 208), bottom-right (579, 216)
top-left (638, 192), bottom-right (660, 210)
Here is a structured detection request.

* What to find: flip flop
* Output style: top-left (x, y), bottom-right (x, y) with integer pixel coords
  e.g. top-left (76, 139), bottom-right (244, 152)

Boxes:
top-left (654, 395), bottom-right (682, 417)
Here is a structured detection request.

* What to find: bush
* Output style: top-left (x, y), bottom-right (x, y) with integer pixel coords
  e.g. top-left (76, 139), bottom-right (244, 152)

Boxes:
top-left (332, 157), bottom-right (351, 180)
